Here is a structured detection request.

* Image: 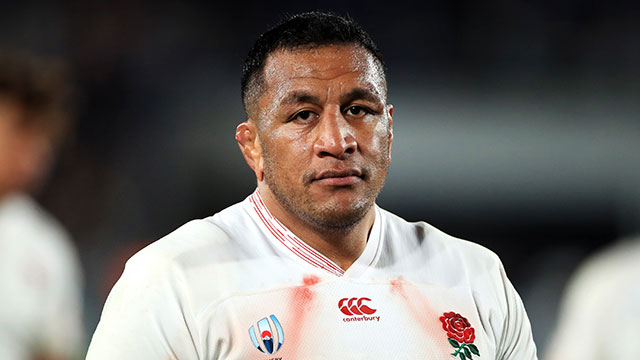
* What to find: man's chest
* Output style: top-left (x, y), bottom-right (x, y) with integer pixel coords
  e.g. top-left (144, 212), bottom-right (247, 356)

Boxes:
top-left (194, 277), bottom-right (495, 360)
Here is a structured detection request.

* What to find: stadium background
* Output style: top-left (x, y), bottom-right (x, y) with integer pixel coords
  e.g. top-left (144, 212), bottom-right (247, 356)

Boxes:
top-left (2, 0), bottom-right (639, 355)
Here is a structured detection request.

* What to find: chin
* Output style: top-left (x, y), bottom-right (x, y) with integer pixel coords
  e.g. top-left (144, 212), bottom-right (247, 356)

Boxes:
top-left (313, 184), bottom-right (366, 202)
top-left (307, 200), bottom-right (372, 231)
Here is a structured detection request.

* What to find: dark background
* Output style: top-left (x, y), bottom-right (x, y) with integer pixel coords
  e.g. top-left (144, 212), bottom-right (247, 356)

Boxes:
top-left (2, 0), bottom-right (639, 355)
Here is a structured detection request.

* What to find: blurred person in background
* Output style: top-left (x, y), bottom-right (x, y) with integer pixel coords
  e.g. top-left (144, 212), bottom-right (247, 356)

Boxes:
top-left (88, 12), bottom-right (536, 359)
top-left (0, 51), bottom-right (83, 360)
top-left (545, 235), bottom-right (640, 359)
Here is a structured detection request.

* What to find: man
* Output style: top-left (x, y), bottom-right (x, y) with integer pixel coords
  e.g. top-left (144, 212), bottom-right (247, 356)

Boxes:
top-left (0, 51), bottom-right (83, 359)
top-left (545, 236), bottom-right (640, 360)
top-left (88, 12), bottom-right (537, 359)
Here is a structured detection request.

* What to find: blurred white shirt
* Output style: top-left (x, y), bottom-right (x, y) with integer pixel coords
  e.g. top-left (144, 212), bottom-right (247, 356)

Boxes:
top-left (0, 193), bottom-right (83, 360)
top-left (88, 190), bottom-right (536, 359)
top-left (546, 237), bottom-right (640, 360)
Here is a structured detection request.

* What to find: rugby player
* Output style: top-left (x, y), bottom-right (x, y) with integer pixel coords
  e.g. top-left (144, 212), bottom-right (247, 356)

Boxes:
top-left (88, 12), bottom-right (537, 359)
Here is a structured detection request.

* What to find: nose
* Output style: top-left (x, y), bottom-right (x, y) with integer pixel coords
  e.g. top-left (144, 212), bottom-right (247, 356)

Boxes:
top-left (313, 108), bottom-right (357, 159)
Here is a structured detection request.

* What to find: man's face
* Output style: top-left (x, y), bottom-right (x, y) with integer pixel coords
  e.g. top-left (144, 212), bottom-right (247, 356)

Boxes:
top-left (253, 44), bottom-right (393, 231)
top-left (0, 98), bottom-right (50, 197)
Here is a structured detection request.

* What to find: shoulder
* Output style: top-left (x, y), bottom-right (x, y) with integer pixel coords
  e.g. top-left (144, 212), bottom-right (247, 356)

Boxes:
top-left (379, 208), bottom-right (537, 358)
top-left (378, 207), bottom-right (514, 313)
top-left (102, 219), bottom-right (235, 326)
top-left (126, 218), bottom-right (234, 272)
top-left (129, 196), bottom-right (260, 271)
top-left (88, 222), bottom-right (222, 359)
top-left (0, 193), bottom-right (80, 277)
top-left (573, 236), bottom-right (640, 279)
top-left (559, 236), bottom-right (640, 311)
top-left (95, 211), bottom-right (264, 349)
top-left (380, 208), bottom-right (502, 277)
top-left (0, 193), bottom-right (70, 246)
top-left (119, 207), bottom-right (267, 308)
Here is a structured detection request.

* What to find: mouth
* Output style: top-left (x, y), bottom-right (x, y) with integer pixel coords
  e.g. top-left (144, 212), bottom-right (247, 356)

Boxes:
top-left (312, 168), bottom-right (364, 186)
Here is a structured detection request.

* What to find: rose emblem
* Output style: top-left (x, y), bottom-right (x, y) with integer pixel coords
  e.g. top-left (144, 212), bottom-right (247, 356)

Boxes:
top-left (440, 311), bottom-right (480, 359)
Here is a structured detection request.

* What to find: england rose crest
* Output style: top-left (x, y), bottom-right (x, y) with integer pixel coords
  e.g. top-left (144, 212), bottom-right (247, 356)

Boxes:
top-left (440, 311), bottom-right (480, 359)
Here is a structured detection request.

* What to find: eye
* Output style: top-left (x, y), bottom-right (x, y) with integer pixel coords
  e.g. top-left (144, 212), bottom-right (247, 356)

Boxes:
top-left (345, 106), bottom-right (370, 116)
top-left (291, 110), bottom-right (318, 122)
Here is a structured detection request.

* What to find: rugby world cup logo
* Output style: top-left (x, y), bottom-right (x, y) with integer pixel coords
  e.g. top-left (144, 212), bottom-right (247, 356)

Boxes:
top-left (248, 314), bottom-right (284, 354)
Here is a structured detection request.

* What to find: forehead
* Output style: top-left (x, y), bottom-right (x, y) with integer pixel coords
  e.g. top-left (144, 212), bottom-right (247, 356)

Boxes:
top-left (261, 45), bottom-right (386, 102)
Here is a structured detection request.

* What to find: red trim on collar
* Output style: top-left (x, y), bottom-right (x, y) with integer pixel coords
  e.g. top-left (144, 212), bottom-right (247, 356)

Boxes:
top-left (249, 190), bottom-right (344, 276)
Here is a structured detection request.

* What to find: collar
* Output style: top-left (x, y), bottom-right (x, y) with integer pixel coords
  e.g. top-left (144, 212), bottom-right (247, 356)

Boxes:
top-left (247, 189), bottom-right (382, 277)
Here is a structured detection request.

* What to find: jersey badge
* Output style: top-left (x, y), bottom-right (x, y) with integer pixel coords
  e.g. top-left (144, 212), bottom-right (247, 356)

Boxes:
top-left (249, 314), bottom-right (284, 354)
top-left (339, 297), bottom-right (380, 322)
top-left (440, 311), bottom-right (480, 359)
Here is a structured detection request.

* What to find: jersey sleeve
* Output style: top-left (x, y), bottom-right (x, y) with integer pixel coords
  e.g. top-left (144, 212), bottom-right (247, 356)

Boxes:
top-left (495, 262), bottom-right (538, 360)
top-left (38, 242), bottom-right (84, 359)
top-left (87, 251), bottom-right (200, 360)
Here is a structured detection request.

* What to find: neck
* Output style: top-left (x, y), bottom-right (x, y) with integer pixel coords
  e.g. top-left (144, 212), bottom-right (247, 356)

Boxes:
top-left (258, 185), bottom-right (375, 271)
top-left (0, 187), bottom-right (11, 202)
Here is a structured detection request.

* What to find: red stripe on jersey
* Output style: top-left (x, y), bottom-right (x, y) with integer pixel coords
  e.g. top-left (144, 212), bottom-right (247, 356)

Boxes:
top-left (249, 195), bottom-right (325, 269)
top-left (253, 191), bottom-right (344, 275)
top-left (250, 195), bottom-right (343, 276)
top-left (250, 191), bottom-right (344, 276)
top-left (251, 198), bottom-right (334, 273)
top-left (253, 192), bottom-right (345, 275)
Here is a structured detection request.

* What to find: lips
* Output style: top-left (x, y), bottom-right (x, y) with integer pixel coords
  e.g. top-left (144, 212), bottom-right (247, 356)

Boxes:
top-left (315, 168), bottom-right (363, 180)
top-left (312, 168), bottom-right (364, 186)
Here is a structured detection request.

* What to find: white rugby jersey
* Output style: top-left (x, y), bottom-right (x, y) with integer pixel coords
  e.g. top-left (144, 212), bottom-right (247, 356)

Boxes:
top-left (545, 238), bottom-right (640, 360)
top-left (0, 193), bottom-right (83, 360)
top-left (88, 190), bottom-right (537, 360)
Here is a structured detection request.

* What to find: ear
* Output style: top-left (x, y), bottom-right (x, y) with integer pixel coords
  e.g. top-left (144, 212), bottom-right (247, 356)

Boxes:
top-left (386, 105), bottom-right (394, 160)
top-left (236, 120), bottom-right (264, 182)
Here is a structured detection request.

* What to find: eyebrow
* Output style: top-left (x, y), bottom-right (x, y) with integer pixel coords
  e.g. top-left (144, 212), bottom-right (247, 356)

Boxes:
top-left (280, 91), bottom-right (323, 106)
top-left (339, 87), bottom-right (382, 105)
top-left (280, 87), bottom-right (383, 107)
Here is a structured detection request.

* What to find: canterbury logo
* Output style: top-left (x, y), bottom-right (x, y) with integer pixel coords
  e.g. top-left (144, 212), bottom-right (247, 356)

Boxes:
top-left (338, 297), bottom-right (377, 315)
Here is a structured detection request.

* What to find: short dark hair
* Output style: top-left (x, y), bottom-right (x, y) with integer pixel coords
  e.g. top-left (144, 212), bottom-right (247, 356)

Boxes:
top-left (0, 50), bottom-right (73, 145)
top-left (241, 11), bottom-right (386, 116)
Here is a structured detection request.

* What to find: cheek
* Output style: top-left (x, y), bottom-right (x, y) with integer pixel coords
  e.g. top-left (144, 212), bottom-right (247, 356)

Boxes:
top-left (362, 121), bottom-right (390, 155)
top-left (266, 133), bottom-right (311, 169)
top-left (0, 132), bottom-right (18, 165)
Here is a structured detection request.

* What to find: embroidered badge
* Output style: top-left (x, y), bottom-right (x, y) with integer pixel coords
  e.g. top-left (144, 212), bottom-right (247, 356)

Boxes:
top-left (440, 311), bottom-right (480, 359)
